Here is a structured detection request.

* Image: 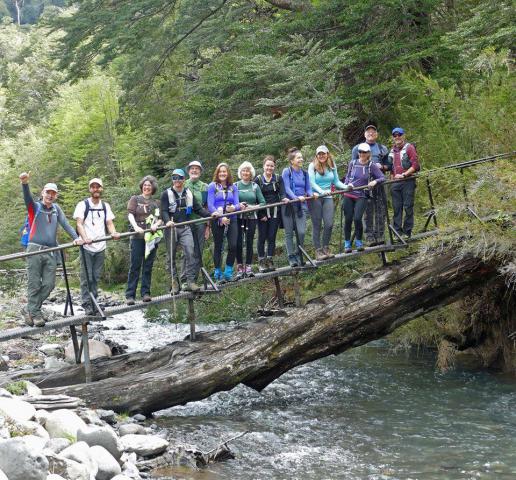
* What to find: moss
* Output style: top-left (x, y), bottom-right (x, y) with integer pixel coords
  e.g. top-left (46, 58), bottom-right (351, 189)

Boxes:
top-left (5, 381), bottom-right (27, 396)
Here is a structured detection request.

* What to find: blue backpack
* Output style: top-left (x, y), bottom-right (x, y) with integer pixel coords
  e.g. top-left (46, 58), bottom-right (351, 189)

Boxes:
top-left (19, 202), bottom-right (57, 247)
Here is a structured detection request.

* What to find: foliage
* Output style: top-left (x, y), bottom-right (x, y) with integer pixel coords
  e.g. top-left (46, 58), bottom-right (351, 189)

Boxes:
top-left (5, 380), bottom-right (26, 395)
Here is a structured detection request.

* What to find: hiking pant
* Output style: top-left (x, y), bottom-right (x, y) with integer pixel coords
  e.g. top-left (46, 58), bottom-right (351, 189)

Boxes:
top-left (80, 248), bottom-right (105, 311)
top-left (309, 196), bottom-right (335, 249)
top-left (282, 205), bottom-right (307, 257)
top-left (236, 218), bottom-right (257, 265)
top-left (343, 196), bottom-right (368, 241)
top-left (391, 179), bottom-right (416, 235)
top-left (257, 216), bottom-right (280, 258)
top-left (364, 184), bottom-right (387, 242)
top-left (212, 219), bottom-right (238, 269)
top-left (165, 226), bottom-right (196, 283)
top-left (26, 243), bottom-right (57, 317)
top-left (182, 222), bottom-right (206, 282)
top-left (125, 237), bottom-right (158, 299)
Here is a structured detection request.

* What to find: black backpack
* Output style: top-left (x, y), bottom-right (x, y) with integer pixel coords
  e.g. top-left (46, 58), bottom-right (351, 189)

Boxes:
top-left (83, 199), bottom-right (108, 230)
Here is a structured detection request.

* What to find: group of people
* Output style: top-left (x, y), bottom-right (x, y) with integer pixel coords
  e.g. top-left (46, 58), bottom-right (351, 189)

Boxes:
top-left (19, 125), bottom-right (419, 326)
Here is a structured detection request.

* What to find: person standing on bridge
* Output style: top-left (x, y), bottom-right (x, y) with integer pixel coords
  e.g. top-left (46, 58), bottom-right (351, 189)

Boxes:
top-left (161, 168), bottom-right (213, 294)
top-left (19, 172), bottom-right (84, 327)
top-left (387, 127), bottom-right (420, 239)
top-left (281, 148), bottom-right (316, 267)
top-left (126, 176), bottom-right (162, 305)
top-left (351, 125), bottom-right (390, 246)
top-left (342, 143), bottom-right (385, 253)
top-left (207, 163), bottom-right (242, 283)
top-left (74, 178), bottom-right (120, 316)
top-left (308, 145), bottom-right (348, 260)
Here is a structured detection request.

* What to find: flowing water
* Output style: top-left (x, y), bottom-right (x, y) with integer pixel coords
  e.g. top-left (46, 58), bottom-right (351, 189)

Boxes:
top-left (100, 311), bottom-right (516, 480)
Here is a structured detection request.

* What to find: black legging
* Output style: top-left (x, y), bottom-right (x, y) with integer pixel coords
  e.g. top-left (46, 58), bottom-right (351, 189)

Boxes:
top-left (257, 217), bottom-right (280, 258)
top-left (343, 196), bottom-right (368, 241)
top-left (237, 218), bottom-right (257, 265)
top-left (212, 219), bottom-right (238, 269)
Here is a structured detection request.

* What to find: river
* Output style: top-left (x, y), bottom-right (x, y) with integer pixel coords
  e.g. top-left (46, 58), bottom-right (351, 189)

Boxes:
top-left (101, 311), bottom-right (516, 480)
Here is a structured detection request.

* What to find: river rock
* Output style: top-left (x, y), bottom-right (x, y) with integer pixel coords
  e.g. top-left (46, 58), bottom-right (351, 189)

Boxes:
top-left (119, 434), bottom-right (168, 457)
top-left (23, 381), bottom-right (42, 396)
top-left (0, 437), bottom-right (49, 480)
top-left (47, 453), bottom-right (90, 480)
top-left (65, 340), bottom-right (111, 363)
top-left (8, 419), bottom-right (49, 439)
top-left (46, 475), bottom-right (66, 480)
top-left (97, 409), bottom-right (117, 425)
top-left (38, 343), bottom-right (64, 358)
top-left (111, 476), bottom-right (133, 480)
top-left (77, 408), bottom-right (103, 426)
top-left (0, 416), bottom-right (8, 439)
top-left (59, 441), bottom-right (98, 477)
top-left (0, 397), bottom-right (36, 422)
top-left (120, 461), bottom-right (142, 480)
top-left (90, 445), bottom-right (122, 480)
top-left (45, 409), bottom-right (87, 439)
top-left (77, 425), bottom-right (122, 460)
top-left (45, 357), bottom-right (68, 370)
top-left (45, 437), bottom-right (72, 454)
top-left (0, 468), bottom-right (8, 480)
top-left (118, 424), bottom-right (145, 436)
top-left (19, 434), bottom-right (48, 451)
top-left (132, 414), bottom-right (146, 422)
top-left (0, 388), bottom-right (12, 398)
top-left (35, 409), bottom-right (50, 426)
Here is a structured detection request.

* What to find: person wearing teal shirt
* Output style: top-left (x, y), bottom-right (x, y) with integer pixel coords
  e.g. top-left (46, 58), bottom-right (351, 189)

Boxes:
top-left (184, 160), bottom-right (209, 283)
top-left (308, 145), bottom-right (347, 260)
top-left (235, 161), bottom-right (266, 278)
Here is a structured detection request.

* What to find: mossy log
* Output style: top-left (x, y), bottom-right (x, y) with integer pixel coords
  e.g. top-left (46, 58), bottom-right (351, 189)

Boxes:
top-left (6, 247), bottom-right (499, 414)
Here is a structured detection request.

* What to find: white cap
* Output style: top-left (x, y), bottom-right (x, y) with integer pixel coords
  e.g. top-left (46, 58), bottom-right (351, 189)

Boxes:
top-left (357, 143), bottom-right (371, 153)
top-left (88, 178), bottom-right (103, 187)
top-left (186, 160), bottom-right (203, 172)
top-left (315, 145), bottom-right (329, 155)
top-left (43, 183), bottom-right (58, 193)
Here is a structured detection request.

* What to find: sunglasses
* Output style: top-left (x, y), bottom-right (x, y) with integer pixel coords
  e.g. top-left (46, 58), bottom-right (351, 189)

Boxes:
top-left (171, 176), bottom-right (184, 181)
top-left (392, 133), bottom-right (403, 137)
top-left (358, 150), bottom-right (369, 154)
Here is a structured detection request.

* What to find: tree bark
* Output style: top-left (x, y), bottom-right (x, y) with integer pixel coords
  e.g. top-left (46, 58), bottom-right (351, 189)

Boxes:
top-left (3, 248), bottom-right (497, 415)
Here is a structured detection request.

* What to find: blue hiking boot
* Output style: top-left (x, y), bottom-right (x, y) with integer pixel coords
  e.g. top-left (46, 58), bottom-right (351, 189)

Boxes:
top-left (223, 265), bottom-right (234, 282)
top-left (344, 240), bottom-right (352, 254)
top-left (213, 268), bottom-right (223, 281)
top-left (355, 239), bottom-right (365, 251)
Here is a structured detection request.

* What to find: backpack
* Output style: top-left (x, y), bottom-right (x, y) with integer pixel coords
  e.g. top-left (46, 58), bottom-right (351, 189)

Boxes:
top-left (166, 188), bottom-right (193, 216)
top-left (256, 174), bottom-right (280, 193)
top-left (20, 202), bottom-right (57, 247)
top-left (83, 199), bottom-right (107, 230)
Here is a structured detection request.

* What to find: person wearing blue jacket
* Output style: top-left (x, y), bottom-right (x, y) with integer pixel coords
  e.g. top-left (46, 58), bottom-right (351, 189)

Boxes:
top-left (281, 148), bottom-right (317, 267)
top-left (308, 145), bottom-right (348, 260)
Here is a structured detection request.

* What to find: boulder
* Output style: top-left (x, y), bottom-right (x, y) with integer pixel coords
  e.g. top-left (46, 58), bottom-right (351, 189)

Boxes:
top-left (0, 468), bottom-right (8, 480)
top-left (0, 416), bottom-right (9, 440)
top-left (131, 414), bottom-right (146, 423)
top-left (119, 434), bottom-right (168, 457)
top-left (45, 409), bottom-right (87, 440)
top-left (76, 409), bottom-right (103, 426)
top-left (47, 475), bottom-right (66, 480)
top-left (111, 476), bottom-right (133, 480)
top-left (65, 340), bottom-right (111, 363)
top-left (8, 419), bottom-right (49, 439)
top-left (59, 441), bottom-right (98, 478)
top-left (90, 445), bottom-right (122, 480)
top-left (45, 437), bottom-right (71, 454)
top-left (47, 453), bottom-right (90, 480)
top-left (0, 437), bottom-right (48, 480)
top-left (38, 344), bottom-right (64, 358)
top-left (19, 434), bottom-right (48, 452)
top-left (77, 425), bottom-right (122, 460)
top-left (35, 409), bottom-right (50, 427)
top-left (44, 357), bottom-right (68, 370)
top-left (118, 424), bottom-right (145, 437)
top-left (96, 409), bottom-right (117, 425)
top-left (0, 397), bottom-right (36, 422)
top-left (23, 381), bottom-right (42, 396)
top-left (0, 389), bottom-right (12, 398)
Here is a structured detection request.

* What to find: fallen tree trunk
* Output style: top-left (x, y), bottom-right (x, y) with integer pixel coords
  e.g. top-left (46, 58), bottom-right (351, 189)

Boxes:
top-left (5, 247), bottom-right (499, 414)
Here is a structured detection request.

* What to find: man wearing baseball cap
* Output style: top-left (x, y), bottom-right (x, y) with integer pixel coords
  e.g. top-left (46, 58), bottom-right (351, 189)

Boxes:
top-left (74, 178), bottom-right (120, 316)
top-left (387, 127), bottom-right (420, 239)
top-left (19, 171), bottom-right (84, 326)
top-left (351, 124), bottom-right (390, 246)
top-left (184, 160), bottom-right (210, 283)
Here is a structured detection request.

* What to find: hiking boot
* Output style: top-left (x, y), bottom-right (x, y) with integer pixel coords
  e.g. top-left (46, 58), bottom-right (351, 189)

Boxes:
top-left (258, 258), bottom-right (268, 273)
top-left (344, 240), bottom-right (352, 254)
top-left (403, 232), bottom-right (412, 241)
top-left (266, 257), bottom-right (276, 271)
top-left (33, 314), bottom-right (45, 328)
top-left (245, 265), bottom-right (254, 277)
top-left (367, 238), bottom-right (378, 247)
top-left (186, 281), bottom-right (200, 292)
top-left (171, 279), bottom-right (181, 294)
top-left (235, 264), bottom-right (244, 280)
top-left (126, 297), bottom-right (135, 306)
top-left (288, 255), bottom-right (299, 267)
top-left (142, 294), bottom-right (152, 302)
top-left (355, 239), bottom-right (365, 251)
top-left (315, 248), bottom-right (327, 261)
top-left (323, 246), bottom-right (335, 258)
top-left (213, 268), bottom-right (223, 282)
top-left (21, 307), bottom-right (33, 327)
top-left (223, 265), bottom-right (234, 282)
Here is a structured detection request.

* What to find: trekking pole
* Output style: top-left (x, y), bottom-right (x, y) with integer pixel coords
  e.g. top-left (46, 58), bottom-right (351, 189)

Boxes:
top-left (169, 224), bottom-right (178, 319)
top-left (289, 203), bottom-right (303, 266)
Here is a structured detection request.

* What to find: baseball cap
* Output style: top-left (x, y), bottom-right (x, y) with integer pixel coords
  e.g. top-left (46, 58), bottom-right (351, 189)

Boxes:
top-left (88, 178), bottom-right (103, 187)
top-left (172, 168), bottom-right (186, 178)
top-left (315, 145), bottom-right (329, 155)
top-left (186, 160), bottom-right (203, 172)
top-left (357, 143), bottom-right (371, 153)
top-left (364, 124), bottom-right (377, 131)
top-left (392, 127), bottom-right (405, 136)
top-left (43, 183), bottom-right (58, 193)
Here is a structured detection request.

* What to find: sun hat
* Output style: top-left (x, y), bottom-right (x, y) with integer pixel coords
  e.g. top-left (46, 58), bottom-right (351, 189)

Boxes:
top-left (357, 143), bottom-right (371, 153)
top-left (43, 183), bottom-right (58, 193)
top-left (88, 178), bottom-right (103, 187)
top-left (315, 145), bottom-right (329, 155)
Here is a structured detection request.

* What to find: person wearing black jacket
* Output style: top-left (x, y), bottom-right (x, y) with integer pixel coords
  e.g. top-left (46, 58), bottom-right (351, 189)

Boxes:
top-left (254, 155), bottom-right (288, 272)
top-left (161, 168), bottom-right (214, 293)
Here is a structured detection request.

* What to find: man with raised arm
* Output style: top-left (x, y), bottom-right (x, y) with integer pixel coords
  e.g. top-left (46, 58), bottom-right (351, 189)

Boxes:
top-left (74, 178), bottom-right (120, 316)
top-left (19, 172), bottom-right (83, 327)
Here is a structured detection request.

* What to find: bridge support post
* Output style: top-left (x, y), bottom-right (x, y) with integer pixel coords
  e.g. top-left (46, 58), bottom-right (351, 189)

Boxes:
top-left (274, 277), bottom-right (284, 308)
top-left (81, 323), bottom-right (91, 383)
top-left (188, 298), bottom-right (196, 341)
